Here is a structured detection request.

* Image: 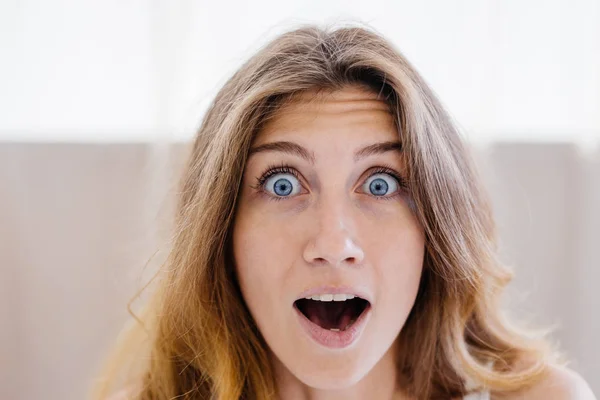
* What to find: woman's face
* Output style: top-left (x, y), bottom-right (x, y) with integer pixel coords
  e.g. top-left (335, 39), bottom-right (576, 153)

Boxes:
top-left (232, 85), bottom-right (425, 390)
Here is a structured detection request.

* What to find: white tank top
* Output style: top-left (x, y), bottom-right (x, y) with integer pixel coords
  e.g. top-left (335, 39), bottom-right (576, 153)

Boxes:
top-left (463, 390), bottom-right (491, 400)
top-left (462, 359), bottom-right (493, 399)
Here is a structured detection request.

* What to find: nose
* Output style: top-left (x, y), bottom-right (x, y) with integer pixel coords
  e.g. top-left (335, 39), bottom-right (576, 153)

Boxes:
top-left (302, 197), bottom-right (365, 268)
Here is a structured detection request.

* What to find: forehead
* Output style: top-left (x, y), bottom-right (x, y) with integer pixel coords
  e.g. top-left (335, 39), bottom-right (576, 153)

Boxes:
top-left (254, 85), bottom-right (397, 146)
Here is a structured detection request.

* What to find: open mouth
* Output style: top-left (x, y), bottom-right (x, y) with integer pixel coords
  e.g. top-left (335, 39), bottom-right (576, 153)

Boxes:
top-left (294, 296), bottom-right (370, 331)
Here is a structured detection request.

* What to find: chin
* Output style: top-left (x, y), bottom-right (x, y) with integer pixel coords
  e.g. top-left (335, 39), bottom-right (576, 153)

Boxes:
top-left (281, 343), bottom-right (381, 391)
top-left (293, 362), bottom-right (369, 390)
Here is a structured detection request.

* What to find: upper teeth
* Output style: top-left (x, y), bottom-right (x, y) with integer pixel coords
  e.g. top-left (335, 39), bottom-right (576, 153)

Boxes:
top-left (305, 294), bottom-right (356, 301)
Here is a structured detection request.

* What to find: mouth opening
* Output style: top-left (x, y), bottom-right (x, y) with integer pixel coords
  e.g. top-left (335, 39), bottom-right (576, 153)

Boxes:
top-left (294, 297), bottom-right (370, 331)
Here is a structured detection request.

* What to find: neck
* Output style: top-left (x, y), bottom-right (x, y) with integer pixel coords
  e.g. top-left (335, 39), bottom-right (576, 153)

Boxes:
top-left (273, 340), bottom-right (410, 400)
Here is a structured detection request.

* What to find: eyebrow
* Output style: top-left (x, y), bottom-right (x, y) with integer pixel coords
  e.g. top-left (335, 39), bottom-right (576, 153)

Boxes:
top-left (248, 140), bottom-right (402, 164)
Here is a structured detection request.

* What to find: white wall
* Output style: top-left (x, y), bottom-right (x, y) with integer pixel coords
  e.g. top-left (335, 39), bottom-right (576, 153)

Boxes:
top-left (1, 0), bottom-right (599, 144)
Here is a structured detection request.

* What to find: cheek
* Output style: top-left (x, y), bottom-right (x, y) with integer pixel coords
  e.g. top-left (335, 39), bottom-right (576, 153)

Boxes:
top-left (371, 213), bottom-right (425, 316)
top-left (380, 241), bottom-right (424, 300)
top-left (232, 208), bottom-right (295, 323)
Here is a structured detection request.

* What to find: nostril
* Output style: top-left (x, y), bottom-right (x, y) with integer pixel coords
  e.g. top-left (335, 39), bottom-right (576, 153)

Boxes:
top-left (303, 235), bottom-right (365, 267)
top-left (311, 256), bottom-right (357, 267)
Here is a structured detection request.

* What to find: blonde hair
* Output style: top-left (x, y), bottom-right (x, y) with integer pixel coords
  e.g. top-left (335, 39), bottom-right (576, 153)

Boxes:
top-left (92, 23), bottom-right (561, 400)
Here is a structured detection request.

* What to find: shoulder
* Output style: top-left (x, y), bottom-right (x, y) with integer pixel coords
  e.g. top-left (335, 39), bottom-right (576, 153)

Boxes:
top-left (105, 389), bottom-right (129, 400)
top-left (498, 364), bottom-right (596, 400)
top-left (105, 384), bottom-right (141, 400)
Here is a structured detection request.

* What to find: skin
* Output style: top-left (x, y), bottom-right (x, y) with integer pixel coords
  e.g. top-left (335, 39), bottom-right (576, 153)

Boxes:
top-left (107, 86), bottom-right (597, 400)
top-left (500, 364), bottom-right (597, 400)
top-left (232, 85), bottom-right (425, 400)
top-left (105, 366), bottom-right (597, 400)
top-left (230, 84), bottom-right (598, 400)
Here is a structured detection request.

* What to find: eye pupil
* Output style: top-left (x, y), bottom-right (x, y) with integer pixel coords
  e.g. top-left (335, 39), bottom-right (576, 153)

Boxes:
top-left (369, 178), bottom-right (388, 196)
top-left (274, 178), bottom-right (293, 196)
top-left (263, 170), bottom-right (398, 199)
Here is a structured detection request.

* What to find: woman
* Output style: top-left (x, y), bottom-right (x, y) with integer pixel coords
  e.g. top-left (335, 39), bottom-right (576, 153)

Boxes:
top-left (94, 24), bottom-right (596, 399)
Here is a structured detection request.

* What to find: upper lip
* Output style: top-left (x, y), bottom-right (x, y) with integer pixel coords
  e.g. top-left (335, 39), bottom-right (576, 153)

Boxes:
top-left (296, 284), bottom-right (373, 304)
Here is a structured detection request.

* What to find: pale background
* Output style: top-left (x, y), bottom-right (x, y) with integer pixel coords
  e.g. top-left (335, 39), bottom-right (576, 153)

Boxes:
top-left (0, 1), bottom-right (598, 399)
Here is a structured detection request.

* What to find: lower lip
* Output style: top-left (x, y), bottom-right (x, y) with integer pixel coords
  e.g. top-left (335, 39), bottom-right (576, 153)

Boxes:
top-left (294, 303), bottom-right (371, 349)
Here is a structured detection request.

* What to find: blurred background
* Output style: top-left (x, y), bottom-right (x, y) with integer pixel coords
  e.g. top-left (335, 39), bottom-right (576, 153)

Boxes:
top-left (0, 1), bottom-right (598, 399)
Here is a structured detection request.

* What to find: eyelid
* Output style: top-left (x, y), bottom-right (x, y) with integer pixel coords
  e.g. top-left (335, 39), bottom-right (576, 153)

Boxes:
top-left (365, 165), bottom-right (407, 190)
top-left (252, 163), bottom-right (407, 199)
top-left (251, 162), bottom-right (303, 191)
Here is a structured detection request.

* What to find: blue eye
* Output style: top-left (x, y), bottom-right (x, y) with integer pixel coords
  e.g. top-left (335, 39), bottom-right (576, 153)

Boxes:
top-left (362, 173), bottom-right (399, 197)
top-left (254, 164), bottom-right (406, 202)
top-left (264, 173), bottom-right (302, 198)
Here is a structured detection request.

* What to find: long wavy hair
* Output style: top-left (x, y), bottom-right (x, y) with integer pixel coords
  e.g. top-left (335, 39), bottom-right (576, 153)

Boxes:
top-left (92, 23), bottom-right (560, 400)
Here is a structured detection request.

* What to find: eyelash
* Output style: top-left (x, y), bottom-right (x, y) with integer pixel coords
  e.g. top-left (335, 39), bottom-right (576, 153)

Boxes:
top-left (251, 162), bottom-right (408, 202)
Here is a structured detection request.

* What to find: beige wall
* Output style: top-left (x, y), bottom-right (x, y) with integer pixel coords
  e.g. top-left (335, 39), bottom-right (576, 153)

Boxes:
top-left (0, 142), bottom-right (598, 399)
